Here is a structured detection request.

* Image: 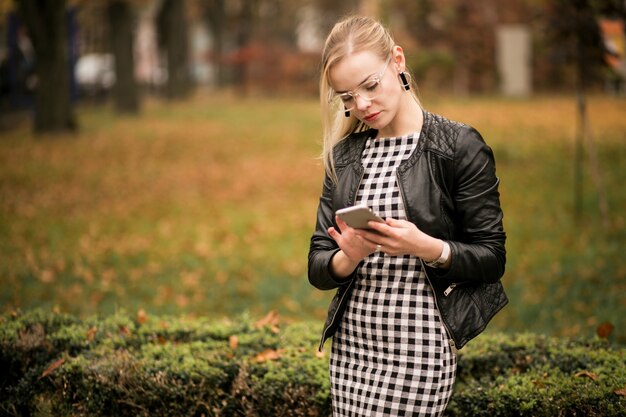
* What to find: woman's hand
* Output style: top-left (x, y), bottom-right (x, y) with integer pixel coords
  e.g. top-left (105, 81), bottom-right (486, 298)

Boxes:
top-left (328, 216), bottom-right (379, 262)
top-left (327, 216), bottom-right (449, 278)
top-left (357, 218), bottom-right (444, 262)
top-left (327, 216), bottom-right (380, 278)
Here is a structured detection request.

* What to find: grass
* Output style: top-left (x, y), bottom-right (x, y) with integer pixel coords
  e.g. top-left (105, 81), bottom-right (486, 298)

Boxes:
top-left (1, 92), bottom-right (625, 343)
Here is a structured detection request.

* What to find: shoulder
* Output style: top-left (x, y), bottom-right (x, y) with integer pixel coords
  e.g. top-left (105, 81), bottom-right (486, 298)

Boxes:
top-left (332, 129), bottom-right (375, 166)
top-left (422, 112), bottom-right (485, 159)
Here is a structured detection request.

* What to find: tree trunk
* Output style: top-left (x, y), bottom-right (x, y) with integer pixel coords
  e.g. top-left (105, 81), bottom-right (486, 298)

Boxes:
top-left (17, 0), bottom-right (76, 134)
top-left (573, 0), bottom-right (610, 228)
top-left (108, 0), bottom-right (140, 114)
top-left (233, 0), bottom-right (254, 92)
top-left (157, 0), bottom-right (191, 99)
top-left (202, 0), bottom-right (226, 87)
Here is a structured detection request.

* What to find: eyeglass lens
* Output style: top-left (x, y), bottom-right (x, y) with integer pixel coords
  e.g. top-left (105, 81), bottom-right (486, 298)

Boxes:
top-left (340, 79), bottom-right (382, 111)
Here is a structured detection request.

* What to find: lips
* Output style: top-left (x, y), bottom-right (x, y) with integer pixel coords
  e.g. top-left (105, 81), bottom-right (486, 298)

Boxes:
top-left (363, 111), bottom-right (380, 122)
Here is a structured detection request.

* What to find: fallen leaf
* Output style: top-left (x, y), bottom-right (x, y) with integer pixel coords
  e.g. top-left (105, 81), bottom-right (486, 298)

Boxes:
top-left (39, 358), bottom-right (65, 379)
top-left (575, 371), bottom-right (599, 381)
top-left (255, 310), bottom-right (279, 327)
top-left (254, 348), bottom-right (284, 363)
top-left (39, 269), bottom-right (55, 283)
top-left (137, 309), bottom-right (148, 325)
top-left (255, 310), bottom-right (280, 334)
top-left (86, 326), bottom-right (97, 342)
top-left (229, 335), bottom-right (238, 350)
top-left (596, 322), bottom-right (614, 339)
top-left (175, 294), bottom-right (189, 308)
top-left (157, 335), bottom-right (167, 345)
top-left (615, 387), bottom-right (626, 397)
top-left (119, 325), bottom-right (131, 337)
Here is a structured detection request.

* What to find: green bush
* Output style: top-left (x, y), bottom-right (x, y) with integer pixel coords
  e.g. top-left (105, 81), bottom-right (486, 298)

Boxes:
top-left (448, 333), bottom-right (626, 416)
top-left (1, 310), bottom-right (624, 416)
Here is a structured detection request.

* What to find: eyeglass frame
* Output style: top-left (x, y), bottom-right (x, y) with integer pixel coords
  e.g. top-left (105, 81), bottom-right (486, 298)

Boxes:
top-left (328, 53), bottom-right (393, 112)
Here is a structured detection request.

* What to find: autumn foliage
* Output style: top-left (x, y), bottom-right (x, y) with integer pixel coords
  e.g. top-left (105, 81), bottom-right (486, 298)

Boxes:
top-left (1, 94), bottom-right (625, 345)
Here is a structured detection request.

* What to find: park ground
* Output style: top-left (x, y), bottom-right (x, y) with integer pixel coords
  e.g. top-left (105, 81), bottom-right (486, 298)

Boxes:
top-left (1, 92), bottom-right (625, 343)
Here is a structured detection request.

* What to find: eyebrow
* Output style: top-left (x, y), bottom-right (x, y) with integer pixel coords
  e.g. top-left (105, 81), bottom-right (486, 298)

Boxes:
top-left (335, 72), bottom-right (379, 94)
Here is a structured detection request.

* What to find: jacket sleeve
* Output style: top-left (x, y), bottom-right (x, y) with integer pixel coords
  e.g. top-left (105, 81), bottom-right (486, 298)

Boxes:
top-left (307, 173), bottom-right (357, 290)
top-left (434, 127), bottom-right (506, 284)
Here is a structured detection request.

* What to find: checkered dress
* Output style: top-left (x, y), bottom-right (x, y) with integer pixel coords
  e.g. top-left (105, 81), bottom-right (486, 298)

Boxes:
top-left (329, 133), bottom-right (457, 417)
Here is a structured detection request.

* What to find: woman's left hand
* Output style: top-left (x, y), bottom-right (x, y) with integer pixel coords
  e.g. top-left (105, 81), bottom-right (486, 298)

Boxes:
top-left (356, 218), bottom-right (443, 261)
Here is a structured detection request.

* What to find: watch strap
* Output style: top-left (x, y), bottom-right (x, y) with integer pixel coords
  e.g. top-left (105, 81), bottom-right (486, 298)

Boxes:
top-left (425, 241), bottom-right (451, 268)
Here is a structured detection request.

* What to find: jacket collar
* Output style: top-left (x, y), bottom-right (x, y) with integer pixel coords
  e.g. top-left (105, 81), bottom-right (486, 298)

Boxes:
top-left (336, 110), bottom-right (433, 167)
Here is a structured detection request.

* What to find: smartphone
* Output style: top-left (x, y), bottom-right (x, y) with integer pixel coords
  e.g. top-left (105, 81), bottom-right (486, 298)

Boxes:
top-left (336, 205), bottom-right (384, 230)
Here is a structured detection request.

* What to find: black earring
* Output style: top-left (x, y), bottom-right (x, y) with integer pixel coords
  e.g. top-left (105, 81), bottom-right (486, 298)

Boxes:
top-left (399, 72), bottom-right (411, 91)
top-left (344, 108), bottom-right (350, 117)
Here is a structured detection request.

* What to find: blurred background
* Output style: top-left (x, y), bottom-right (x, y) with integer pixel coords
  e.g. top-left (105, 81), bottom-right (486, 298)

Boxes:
top-left (1, 0), bottom-right (625, 115)
top-left (0, 0), bottom-right (625, 343)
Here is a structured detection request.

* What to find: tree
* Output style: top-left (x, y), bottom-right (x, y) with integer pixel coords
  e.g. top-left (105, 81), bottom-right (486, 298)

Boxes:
top-left (108, 0), bottom-right (140, 114)
top-left (16, 0), bottom-right (77, 134)
top-left (200, 0), bottom-right (226, 86)
top-left (197, 0), bottom-right (358, 91)
top-left (197, 0), bottom-right (258, 91)
top-left (545, 0), bottom-right (612, 226)
top-left (157, 0), bottom-right (192, 99)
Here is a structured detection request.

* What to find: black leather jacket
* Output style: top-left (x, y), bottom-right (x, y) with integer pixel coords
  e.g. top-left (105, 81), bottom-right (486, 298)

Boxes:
top-left (308, 111), bottom-right (507, 351)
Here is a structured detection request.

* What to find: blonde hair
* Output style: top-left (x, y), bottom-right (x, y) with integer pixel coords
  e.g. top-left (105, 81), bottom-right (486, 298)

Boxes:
top-left (319, 16), bottom-right (421, 181)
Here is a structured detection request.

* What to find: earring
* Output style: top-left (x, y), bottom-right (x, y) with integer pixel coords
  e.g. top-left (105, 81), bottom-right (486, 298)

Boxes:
top-left (398, 72), bottom-right (411, 91)
top-left (344, 108), bottom-right (350, 117)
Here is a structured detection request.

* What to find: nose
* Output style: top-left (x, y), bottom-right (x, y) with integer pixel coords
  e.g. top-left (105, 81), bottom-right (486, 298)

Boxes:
top-left (355, 94), bottom-right (371, 112)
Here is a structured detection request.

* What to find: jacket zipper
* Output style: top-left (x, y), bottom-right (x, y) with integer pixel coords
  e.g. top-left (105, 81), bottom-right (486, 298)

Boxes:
top-left (444, 284), bottom-right (457, 296)
top-left (318, 279), bottom-right (354, 352)
top-left (420, 260), bottom-right (457, 353)
top-left (319, 165), bottom-right (366, 351)
top-left (397, 171), bottom-right (457, 353)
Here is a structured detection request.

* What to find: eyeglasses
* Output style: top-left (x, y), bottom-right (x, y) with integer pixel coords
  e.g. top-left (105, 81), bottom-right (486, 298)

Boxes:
top-left (329, 54), bottom-right (392, 112)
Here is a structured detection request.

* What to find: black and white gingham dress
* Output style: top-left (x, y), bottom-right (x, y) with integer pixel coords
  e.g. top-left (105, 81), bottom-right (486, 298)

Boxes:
top-left (329, 133), bottom-right (457, 417)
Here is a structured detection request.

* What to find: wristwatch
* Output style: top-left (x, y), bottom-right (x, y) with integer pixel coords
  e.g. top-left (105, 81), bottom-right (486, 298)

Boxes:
top-left (425, 241), bottom-right (451, 268)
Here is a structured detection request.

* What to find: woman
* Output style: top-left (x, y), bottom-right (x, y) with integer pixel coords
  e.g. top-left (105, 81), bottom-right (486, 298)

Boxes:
top-left (308, 16), bottom-right (508, 416)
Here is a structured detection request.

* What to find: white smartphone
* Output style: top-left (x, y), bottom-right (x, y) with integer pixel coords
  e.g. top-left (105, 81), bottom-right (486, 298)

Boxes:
top-left (336, 205), bottom-right (384, 230)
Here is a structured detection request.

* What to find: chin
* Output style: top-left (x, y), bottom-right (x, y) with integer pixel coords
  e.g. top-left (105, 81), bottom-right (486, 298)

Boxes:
top-left (363, 117), bottom-right (388, 131)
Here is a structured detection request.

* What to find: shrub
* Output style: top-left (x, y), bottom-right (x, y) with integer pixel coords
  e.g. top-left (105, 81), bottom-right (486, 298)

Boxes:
top-left (1, 310), bottom-right (624, 416)
top-left (448, 333), bottom-right (626, 417)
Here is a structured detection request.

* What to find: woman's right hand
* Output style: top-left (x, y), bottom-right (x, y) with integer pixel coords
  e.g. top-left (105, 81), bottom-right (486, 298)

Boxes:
top-left (327, 216), bottom-right (378, 278)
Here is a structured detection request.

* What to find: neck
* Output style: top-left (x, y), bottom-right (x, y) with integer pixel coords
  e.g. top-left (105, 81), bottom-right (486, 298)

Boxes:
top-left (377, 93), bottom-right (424, 138)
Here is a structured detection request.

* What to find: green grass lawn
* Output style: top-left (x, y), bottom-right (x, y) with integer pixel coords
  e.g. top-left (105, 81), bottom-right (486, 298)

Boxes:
top-left (1, 92), bottom-right (625, 343)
